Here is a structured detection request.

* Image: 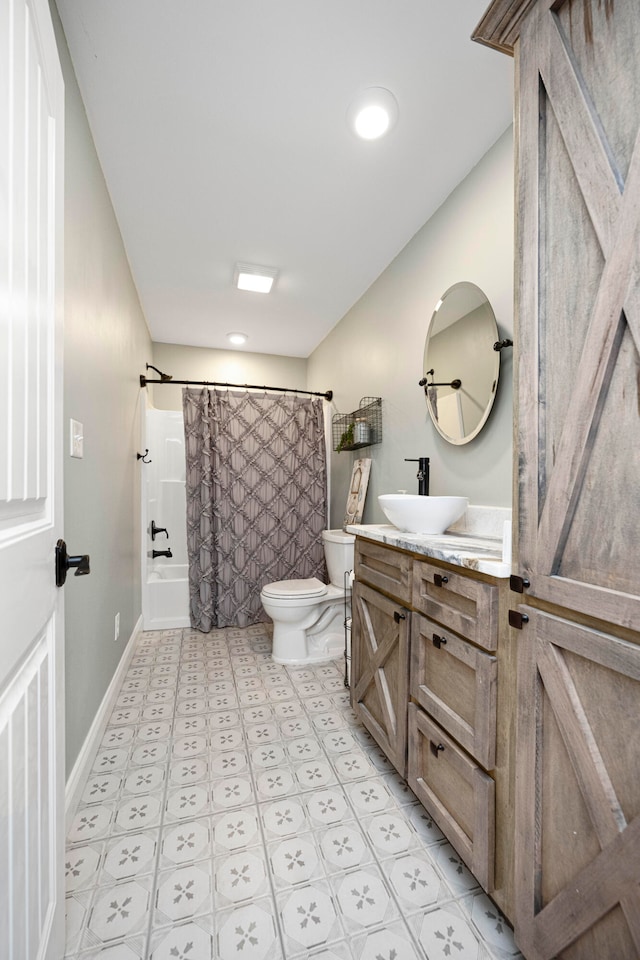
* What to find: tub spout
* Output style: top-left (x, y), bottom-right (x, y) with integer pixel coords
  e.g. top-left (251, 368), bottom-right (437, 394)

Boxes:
top-left (152, 548), bottom-right (173, 559)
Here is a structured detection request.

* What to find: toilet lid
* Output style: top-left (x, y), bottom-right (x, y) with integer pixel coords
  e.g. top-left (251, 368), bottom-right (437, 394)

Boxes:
top-left (262, 577), bottom-right (328, 599)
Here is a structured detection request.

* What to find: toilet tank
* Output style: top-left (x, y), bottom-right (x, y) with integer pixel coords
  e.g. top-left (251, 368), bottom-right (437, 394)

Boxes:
top-left (322, 529), bottom-right (355, 587)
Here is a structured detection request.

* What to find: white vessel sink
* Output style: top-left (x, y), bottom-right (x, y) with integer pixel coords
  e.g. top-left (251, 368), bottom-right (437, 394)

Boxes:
top-left (378, 494), bottom-right (468, 535)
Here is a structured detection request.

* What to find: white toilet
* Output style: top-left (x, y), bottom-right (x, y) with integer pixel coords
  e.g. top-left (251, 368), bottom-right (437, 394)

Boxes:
top-left (260, 529), bottom-right (355, 665)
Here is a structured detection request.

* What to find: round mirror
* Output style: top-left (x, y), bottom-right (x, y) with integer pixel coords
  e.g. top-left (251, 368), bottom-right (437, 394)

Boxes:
top-left (423, 282), bottom-right (501, 445)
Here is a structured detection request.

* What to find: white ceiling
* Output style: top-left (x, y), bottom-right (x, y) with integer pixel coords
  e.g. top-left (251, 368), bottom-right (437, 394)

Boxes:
top-left (56, 0), bottom-right (513, 358)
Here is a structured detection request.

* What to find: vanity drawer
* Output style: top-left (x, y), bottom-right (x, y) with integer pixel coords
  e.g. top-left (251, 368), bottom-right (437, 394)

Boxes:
top-left (355, 538), bottom-right (412, 605)
top-left (411, 614), bottom-right (497, 769)
top-left (412, 558), bottom-right (498, 650)
top-left (408, 703), bottom-right (495, 892)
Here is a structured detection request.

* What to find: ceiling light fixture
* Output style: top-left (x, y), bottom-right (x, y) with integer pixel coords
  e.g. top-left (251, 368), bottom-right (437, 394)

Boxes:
top-left (347, 87), bottom-right (399, 140)
top-left (227, 332), bottom-right (248, 346)
top-left (234, 262), bottom-right (278, 294)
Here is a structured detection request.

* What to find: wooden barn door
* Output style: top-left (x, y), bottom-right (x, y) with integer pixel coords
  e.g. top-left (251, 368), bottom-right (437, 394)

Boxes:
top-left (509, 0), bottom-right (640, 957)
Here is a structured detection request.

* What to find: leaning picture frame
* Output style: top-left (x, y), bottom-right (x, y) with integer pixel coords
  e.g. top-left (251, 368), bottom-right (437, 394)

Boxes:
top-left (343, 458), bottom-right (371, 528)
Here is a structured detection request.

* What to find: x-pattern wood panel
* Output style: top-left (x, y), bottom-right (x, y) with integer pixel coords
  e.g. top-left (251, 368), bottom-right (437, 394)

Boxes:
top-left (353, 600), bottom-right (399, 739)
top-left (529, 11), bottom-right (640, 624)
top-left (534, 814), bottom-right (640, 958)
top-left (352, 582), bottom-right (409, 775)
top-left (521, 608), bottom-right (640, 957)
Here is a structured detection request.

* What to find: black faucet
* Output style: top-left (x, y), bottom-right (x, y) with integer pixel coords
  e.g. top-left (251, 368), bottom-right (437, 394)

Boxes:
top-left (151, 520), bottom-right (169, 540)
top-left (405, 457), bottom-right (430, 495)
top-left (152, 548), bottom-right (173, 559)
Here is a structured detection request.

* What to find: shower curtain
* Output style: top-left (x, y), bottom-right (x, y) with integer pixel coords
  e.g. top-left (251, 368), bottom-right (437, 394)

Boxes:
top-left (183, 388), bottom-right (328, 631)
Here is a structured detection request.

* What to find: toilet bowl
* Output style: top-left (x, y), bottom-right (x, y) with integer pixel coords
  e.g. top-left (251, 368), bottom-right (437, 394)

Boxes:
top-left (260, 529), bottom-right (355, 665)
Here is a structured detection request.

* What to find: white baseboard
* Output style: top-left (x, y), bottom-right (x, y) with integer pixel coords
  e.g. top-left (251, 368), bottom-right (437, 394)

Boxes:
top-left (65, 614), bottom-right (143, 829)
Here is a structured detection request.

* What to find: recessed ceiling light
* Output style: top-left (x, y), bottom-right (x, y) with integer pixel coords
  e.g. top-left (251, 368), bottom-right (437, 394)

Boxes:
top-left (347, 87), bottom-right (399, 140)
top-left (234, 262), bottom-right (278, 293)
top-left (227, 332), bottom-right (248, 346)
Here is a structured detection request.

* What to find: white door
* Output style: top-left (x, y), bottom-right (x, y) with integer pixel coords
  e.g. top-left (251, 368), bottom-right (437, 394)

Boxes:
top-left (0, 0), bottom-right (65, 957)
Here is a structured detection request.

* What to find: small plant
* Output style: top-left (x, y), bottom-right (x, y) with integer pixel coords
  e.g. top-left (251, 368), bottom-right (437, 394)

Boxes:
top-left (336, 422), bottom-right (354, 452)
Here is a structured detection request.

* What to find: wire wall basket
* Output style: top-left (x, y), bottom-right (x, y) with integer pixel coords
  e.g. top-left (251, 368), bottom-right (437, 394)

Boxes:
top-left (332, 397), bottom-right (382, 452)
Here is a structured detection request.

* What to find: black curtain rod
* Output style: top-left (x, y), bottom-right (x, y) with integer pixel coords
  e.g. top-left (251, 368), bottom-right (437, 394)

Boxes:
top-left (140, 374), bottom-right (333, 402)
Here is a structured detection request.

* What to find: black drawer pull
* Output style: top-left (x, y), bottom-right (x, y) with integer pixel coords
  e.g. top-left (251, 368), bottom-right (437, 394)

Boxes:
top-left (393, 610), bottom-right (406, 623)
top-left (430, 741), bottom-right (445, 758)
top-left (433, 574), bottom-right (448, 587)
top-left (432, 633), bottom-right (447, 649)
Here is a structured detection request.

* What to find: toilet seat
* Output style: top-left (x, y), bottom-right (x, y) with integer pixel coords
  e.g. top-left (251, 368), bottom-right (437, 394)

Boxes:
top-left (261, 577), bottom-right (328, 600)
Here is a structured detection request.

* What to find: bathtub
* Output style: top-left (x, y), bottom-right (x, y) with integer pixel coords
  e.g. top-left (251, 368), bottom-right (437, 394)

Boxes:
top-left (141, 403), bottom-right (191, 630)
top-left (145, 564), bottom-right (190, 631)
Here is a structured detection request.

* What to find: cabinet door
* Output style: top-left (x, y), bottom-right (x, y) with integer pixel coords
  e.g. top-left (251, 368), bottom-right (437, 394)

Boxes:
top-left (411, 614), bottom-right (497, 770)
top-left (351, 581), bottom-right (409, 777)
top-left (514, 607), bottom-right (640, 960)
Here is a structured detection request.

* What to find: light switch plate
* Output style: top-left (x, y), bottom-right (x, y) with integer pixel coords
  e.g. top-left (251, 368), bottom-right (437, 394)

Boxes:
top-left (70, 419), bottom-right (84, 458)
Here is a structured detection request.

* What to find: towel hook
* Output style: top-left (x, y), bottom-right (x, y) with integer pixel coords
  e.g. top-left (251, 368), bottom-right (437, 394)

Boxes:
top-left (137, 449), bottom-right (152, 463)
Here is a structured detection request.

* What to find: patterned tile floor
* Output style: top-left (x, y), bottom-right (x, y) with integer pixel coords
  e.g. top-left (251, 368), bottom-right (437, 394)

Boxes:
top-left (64, 625), bottom-right (523, 960)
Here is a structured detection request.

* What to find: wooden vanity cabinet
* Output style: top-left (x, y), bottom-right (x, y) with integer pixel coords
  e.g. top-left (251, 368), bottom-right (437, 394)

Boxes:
top-left (351, 535), bottom-right (516, 918)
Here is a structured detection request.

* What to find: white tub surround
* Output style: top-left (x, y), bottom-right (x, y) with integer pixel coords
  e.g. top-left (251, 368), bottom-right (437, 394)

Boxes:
top-left (347, 505), bottom-right (512, 578)
top-left (141, 405), bottom-right (190, 630)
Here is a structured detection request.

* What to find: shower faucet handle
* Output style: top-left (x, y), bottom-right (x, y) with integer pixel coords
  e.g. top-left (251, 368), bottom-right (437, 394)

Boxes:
top-left (151, 520), bottom-right (169, 540)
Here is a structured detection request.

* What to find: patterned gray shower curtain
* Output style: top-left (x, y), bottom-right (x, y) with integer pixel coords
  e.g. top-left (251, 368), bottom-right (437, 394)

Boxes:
top-left (182, 388), bottom-right (328, 631)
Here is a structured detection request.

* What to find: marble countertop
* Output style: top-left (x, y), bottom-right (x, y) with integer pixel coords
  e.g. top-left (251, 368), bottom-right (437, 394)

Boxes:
top-left (345, 521), bottom-right (512, 579)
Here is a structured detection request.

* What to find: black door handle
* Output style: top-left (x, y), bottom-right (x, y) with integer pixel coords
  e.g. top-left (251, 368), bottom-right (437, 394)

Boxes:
top-left (393, 610), bottom-right (406, 623)
top-left (55, 539), bottom-right (90, 587)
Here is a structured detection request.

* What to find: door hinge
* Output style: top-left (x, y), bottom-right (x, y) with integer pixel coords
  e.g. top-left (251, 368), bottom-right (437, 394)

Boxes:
top-left (510, 574), bottom-right (531, 593)
top-left (508, 609), bottom-right (529, 630)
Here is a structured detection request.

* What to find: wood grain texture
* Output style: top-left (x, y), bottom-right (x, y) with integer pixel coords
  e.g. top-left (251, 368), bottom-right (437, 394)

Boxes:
top-left (410, 613), bottom-right (498, 769)
top-left (408, 704), bottom-right (495, 891)
top-left (354, 538), bottom-right (412, 605)
top-left (472, 0), bottom-right (539, 54)
top-left (509, 0), bottom-right (640, 953)
top-left (515, 604), bottom-right (640, 958)
top-left (412, 558), bottom-right (498, 650)
top-left (351, 580), bottom-right (410, 777)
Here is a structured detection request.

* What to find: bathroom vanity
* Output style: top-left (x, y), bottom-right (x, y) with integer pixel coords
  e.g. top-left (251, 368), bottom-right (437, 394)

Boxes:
top-left (347, 514), bottom-right (517, 920)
